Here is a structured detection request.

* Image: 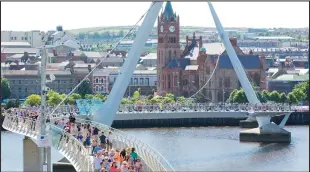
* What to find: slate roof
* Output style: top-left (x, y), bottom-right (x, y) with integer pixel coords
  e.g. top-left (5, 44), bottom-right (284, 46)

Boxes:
top-left (210, 55), bottom-right (261, 69)
top-left (167, 58), bottom-right (190, 69)
top-left (163, 1), bottom-right (174, 20)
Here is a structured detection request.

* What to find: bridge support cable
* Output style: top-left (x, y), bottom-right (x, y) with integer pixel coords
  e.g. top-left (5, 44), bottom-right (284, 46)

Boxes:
top-left (189, 53), bottom-right (221, 99)
top-left (93, 2), bottom-right (163, 126)
top-left (47, 2), bottom-right (160, 119)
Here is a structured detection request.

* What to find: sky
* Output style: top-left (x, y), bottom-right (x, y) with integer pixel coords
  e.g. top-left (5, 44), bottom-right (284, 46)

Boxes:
top-left (1, 2), bottom-right (309, 31)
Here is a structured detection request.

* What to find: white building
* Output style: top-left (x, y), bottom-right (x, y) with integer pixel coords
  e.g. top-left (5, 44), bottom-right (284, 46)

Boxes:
top-left (96, 65), bottom-right (157, 95)
top-left (1, 30), bottom-right (44, 48)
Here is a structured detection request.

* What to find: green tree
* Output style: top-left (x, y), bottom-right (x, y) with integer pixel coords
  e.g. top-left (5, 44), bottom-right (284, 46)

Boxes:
top-left (269, 91), bottom-right (281, 103)
top-left (261, 90), bottom-right (270, 101)
top-left (85, 94), bottom-right (94, 99)
top-left (25, 94), bottom-right (41, 106)
top-left (46, 90), bottom-right (63, 106)
top-left (121, 98), bottom-right (133, 104)
top-left (1, 78), bottom-right (11, 99)
top-left (233, 89), bottom-right (248, 103)
top-left (67, 93), bottom-right (82, 105)
top-left (279, 93), bottom-right (287, 104)
top-left (77, 79), bottom-right (93, 97)
top-left (292, 80), bottom-right (308, 103)
top-left (5, 99), bottom-right (20, 110)
top-left (228, 89), bottom-right (238, 103)
top-left (287, 92), bottom-right (298, 104)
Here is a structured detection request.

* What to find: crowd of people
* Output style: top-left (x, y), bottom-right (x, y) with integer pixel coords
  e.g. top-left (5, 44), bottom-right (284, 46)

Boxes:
top-left (55, 113), bottom-right (144, 172)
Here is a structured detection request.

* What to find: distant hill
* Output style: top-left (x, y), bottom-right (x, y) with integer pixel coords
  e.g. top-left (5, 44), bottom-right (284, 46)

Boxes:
top-left (68, 26), bottom-right (224, 35)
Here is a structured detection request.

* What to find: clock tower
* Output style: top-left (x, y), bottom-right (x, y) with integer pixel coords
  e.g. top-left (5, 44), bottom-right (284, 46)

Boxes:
top-left (157, 1), bottom-right (180, 95)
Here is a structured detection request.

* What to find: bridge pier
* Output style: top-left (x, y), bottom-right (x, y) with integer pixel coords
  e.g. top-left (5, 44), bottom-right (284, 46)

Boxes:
top-left (239, 114), bottom-right (291, 143)
top-left (239, 115), bottom-right (258, 128)
top-left (23, 136), bottom-right (52, 172)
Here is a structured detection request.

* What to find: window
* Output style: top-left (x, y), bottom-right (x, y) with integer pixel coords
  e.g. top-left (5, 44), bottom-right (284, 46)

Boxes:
top-left (25, 88), bottom-right (28, 92)
top-left (134, 78), bottom-right (138, 85)
top-left (21, 37), bottom-right (24, 40)
top-left (224, 78), bottom-right (230, 88)
top-left (218, 78), bottom-right (223, 88)
top-left (96, 78), bottom-right (99, 83)
top-left (145, 78), bottom-right (149, 86)
top-left (11, 37), bottom-right (13, 40)
top-left (58, 80), bottom-right (60, 84)
top-left (25, 37), bottom-right (28, 41)
top-left (101, 86), bottom-right (104, 92)
top-left (18, 80), bottom-right (21, 84)
top-left (14, 37), bottom-right (17, 40)
top-left (70, 79), bottom-right (73, 83)
top-left (19, 88), bottom-right (22, 92)
top-left (96, 86), bottom-right (99, 91)
top-left (140, 78), bottom-right (144, 85)
top-left (12, 80), bottom-right (15, 84)
top-left (101, 78), bottom-right (104, 83)
top-left (130, 78), bottom-right (133, 85)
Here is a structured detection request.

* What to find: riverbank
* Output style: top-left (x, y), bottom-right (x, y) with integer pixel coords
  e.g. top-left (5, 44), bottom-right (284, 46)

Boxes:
top-left (111, 112), bottom-right (309, 128)
top-left (1, 112), bottom-right (308, 131)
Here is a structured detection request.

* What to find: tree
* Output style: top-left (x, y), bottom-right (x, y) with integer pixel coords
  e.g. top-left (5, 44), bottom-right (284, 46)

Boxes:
top-left (287, 93), bottom-right (298, 104)
top-left (25, 94), bottom-right (41, 106)
top-left (228, 89), bottom-right (238, 103)
top-left (121, 98), bottom-right (133, 104)
top-left (85, 94), bottom-right (94, 99)
top-left (1, 78), bottom-right (11, 99)
top-left (233, 89), bottom-right (248, 103)
top-left (292, 80), bottom-right (308, 103)
top-left (256, 91), bottom-right (267, 103)
top-left (279, 93), bottom-right (287, 104)
top-left (46, 90), bottom-right (63, 106)
top-left (77, 79), bottom-right (93, 97)
top-left (269, 91), bottom-right (281, 103)
top-left (261, 90), bottom-right (270, 101)
top-left (5, 99), bottom-right (20, 110)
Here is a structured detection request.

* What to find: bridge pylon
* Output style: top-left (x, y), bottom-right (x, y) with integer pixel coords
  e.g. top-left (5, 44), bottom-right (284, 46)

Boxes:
top-left (208, 2), bottom-right (291, 143)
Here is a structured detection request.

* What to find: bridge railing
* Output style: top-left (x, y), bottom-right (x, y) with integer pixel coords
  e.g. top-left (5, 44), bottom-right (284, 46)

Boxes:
top-left (52, 117), bottom-right (175, 172)
top-left (2, 114), bottom-right (94, 172)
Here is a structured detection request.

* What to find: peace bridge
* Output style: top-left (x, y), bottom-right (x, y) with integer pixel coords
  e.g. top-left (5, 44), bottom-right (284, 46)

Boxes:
top-left (2, 2), bottom-right (299, 172)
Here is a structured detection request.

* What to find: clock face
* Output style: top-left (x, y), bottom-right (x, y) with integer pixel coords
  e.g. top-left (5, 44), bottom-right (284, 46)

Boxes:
top-left (169, 25), bottom-right (175, 32)
top-left (160, 25), bottom-right (163, 32)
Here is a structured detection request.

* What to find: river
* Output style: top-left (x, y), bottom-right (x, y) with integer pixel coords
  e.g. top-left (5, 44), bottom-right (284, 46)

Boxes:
top-left (1, 126), bottom-right (309, 171)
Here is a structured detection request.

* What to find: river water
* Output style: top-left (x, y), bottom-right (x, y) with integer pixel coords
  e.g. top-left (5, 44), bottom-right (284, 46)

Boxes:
top-left (1, 126), bottom-right (309, 171)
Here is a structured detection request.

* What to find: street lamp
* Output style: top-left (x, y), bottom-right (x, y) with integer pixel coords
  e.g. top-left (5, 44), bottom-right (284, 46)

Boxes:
top-left (37, 30), bottom-right (81, 172)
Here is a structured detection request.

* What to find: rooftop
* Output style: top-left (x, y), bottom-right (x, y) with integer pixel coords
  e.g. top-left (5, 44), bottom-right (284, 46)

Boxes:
top-left (275, 74), bottom-right (308, 81)
top-left (1, 42), bottom-right (32, 48)
top-left (210, 55), bottom-right (261, 69)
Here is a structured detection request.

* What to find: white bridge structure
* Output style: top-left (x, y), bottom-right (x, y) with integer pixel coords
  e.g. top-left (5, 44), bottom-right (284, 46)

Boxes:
top-left (2, 2), bottom-right (297, 172)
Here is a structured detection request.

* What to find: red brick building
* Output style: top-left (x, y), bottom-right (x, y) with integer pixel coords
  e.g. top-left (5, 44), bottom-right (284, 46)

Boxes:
top-left (156, 2), bottom-right (266, 102)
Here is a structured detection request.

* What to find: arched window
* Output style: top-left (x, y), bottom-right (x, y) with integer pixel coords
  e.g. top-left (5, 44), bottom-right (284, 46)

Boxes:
top-left (101, 78), bottom-right (104, 83)
top-left (96, 78), bottom-right (99, 83)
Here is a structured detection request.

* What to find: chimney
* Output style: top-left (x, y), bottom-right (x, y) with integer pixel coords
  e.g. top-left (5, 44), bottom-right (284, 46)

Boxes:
top-left (53, 49), bottom-right (57, 56)
top-left (229, 37), bottom-right (237, 46)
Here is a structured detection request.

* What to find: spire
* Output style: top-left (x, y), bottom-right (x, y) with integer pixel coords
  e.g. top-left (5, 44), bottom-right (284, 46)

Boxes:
top-left (163, 1), bottom-right (174, 20)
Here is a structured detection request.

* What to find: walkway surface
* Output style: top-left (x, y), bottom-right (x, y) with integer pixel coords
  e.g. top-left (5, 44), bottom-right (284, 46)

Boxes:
top-left (2, 112), bottom-right (175, 172)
